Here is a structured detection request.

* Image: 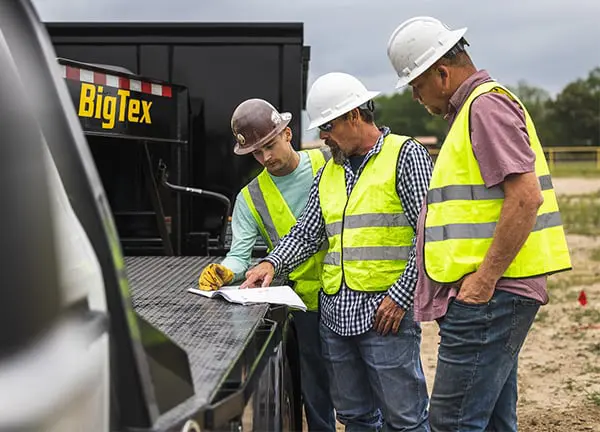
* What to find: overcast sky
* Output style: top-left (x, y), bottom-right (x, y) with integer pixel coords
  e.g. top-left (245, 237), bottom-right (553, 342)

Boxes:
top-left (33, 0), bottom-right (599, 95)
top-left (33, 0), bottom-right (599, 137)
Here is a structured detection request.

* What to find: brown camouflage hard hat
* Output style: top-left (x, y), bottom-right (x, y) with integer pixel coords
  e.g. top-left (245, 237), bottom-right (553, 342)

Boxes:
top-left (230, 98), bottom-right (292, 155)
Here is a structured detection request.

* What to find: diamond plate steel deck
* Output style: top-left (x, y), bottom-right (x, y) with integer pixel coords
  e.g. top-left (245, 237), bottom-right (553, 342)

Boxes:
top-left (124, 256), bottom-right (270, 428)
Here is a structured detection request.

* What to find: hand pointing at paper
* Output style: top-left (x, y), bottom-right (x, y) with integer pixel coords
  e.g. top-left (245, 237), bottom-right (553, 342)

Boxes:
top-left (240, 261), bottom-right (275, 289)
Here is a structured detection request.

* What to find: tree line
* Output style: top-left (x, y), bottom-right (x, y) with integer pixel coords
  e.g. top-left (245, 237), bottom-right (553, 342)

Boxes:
top-left (374, 67), bottom-right (600, 147)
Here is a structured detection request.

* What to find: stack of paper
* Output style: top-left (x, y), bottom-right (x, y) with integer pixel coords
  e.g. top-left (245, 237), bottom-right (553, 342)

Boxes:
top-left (188, 285), bottom-right (307, 311)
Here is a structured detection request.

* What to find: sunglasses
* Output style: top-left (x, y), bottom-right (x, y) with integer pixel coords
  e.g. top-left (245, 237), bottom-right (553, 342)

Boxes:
top-left (317, 101), bottom-right (375, 132)
top-left (318, 113), bottom-right (346, 132)
top-left (318, 122), bottom-right (334, 132)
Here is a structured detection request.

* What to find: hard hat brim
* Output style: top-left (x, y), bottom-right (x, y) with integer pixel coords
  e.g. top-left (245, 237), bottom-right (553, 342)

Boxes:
top-left (233, 112), bottom-right (292, 155)
top-left (306, 90), bottom-right (381, 131)
top-left (394, 27), bottom-right (467, 89)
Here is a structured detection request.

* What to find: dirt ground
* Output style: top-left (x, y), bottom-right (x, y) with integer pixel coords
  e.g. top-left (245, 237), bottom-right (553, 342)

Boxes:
top-left (508, 178), bottom-right (600, 431)
top-left (331, 177), bottom-right (600, 431)
top-left (553, 177), bottom-right (600, 196)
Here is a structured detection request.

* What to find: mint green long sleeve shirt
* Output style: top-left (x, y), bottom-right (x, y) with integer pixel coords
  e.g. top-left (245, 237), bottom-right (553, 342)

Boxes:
top-left (221, 151), bottom-right (315, 281)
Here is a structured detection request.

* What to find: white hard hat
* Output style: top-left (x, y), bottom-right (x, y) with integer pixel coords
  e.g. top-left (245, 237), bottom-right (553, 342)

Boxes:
top-left (306, 72), bottom-right (380, 130)
top-left (387, 16), bottom-right (468, 89)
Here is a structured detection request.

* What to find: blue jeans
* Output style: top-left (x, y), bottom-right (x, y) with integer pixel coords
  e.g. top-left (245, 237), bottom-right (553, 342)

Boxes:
top-left (429, 290), bottom-right (540, 432)
top-left (292, 311), bottom-right (336, 431)
top-left (320, 310), bottom-right (430, 432)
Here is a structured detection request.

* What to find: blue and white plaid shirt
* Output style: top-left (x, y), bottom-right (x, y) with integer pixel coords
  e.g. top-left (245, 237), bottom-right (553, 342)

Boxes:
top-left (265, 127), bottom-right (433, 336)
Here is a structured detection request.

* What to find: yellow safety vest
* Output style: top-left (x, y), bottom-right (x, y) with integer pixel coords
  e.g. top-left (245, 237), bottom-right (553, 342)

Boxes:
top-left (424, 81), bottom-right (572, 283)
top-left (242, 148), bottom-right (331, 311)
top-left (318, 134), bottom-right (415, 295)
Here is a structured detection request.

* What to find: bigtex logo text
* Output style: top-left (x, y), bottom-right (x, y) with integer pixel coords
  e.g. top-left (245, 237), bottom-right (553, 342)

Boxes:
top-left (78, 83), bottom-right (153, 129)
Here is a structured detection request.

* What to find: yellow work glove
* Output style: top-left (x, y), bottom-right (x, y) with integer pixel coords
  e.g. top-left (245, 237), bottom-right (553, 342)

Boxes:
top-left (198, 263), bottom-right (234, 291)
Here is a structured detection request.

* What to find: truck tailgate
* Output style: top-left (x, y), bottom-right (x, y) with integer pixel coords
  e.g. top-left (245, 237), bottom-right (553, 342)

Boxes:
top-left (125, 256), bottom-right (270, 427)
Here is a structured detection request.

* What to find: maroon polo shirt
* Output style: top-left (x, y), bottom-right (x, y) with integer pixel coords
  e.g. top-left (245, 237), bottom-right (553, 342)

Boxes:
top-left (413, 70), bottom-right (548, 322)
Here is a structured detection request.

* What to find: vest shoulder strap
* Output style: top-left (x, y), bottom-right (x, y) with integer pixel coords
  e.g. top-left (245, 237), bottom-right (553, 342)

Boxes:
top-left (241, 171), bottom-right (276, 250)
top-left (304, 147), bottom-right (332, 176)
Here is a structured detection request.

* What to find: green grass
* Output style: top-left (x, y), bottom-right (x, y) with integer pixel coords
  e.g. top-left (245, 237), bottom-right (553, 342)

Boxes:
top-left (540, 364), bottom-right (561, 374)
top-left (572, 308), bottom-right (600, 325)
top-left (557, 192), bottom-right (600, 236)
top-left (585, 364), bottom-right (600, 374)
top-left (535, 310), bottom-right (549, 323)
top-left (564, 290), bottom-right (581, 302)
top-left (586, 391), bottom-right (600, 406)
top-left (548, 273), bottom-right (600, 291)
top-left (590, 247), bottom-right (600, 262)
top-left (550, 161), bottom-right (600, 178)
top-left (588, 343), bottom-right (600, 355)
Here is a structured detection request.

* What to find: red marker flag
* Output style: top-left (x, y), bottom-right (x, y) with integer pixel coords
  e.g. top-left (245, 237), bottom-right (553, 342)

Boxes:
top-left (578, 290), bottom-right (588, 306)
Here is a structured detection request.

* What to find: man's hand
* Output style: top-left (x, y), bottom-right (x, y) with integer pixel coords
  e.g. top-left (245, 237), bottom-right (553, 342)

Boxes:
top-left (459, 171), bottom-right (541, 304)
top-left (455, 271), bottom-right (496, 304)
top-left (240, 261), bottom-right (275, 289)
top-left (198, 263), bottom-right (234, 291)
top-left (374, 296), bottom-right (406, 336)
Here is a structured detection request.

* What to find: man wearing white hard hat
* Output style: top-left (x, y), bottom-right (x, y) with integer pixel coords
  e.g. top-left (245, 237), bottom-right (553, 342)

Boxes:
top-left (387, 17), bottom-right (571, 431)
top-left (243, 73), bottom-right (432, 431)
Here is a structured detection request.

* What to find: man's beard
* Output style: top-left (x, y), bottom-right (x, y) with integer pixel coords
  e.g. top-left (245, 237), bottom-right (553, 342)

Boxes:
top-left (326, 140), bottom-right (346, 165)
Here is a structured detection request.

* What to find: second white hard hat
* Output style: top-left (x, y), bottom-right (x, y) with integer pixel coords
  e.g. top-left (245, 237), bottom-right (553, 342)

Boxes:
top-left (387, 16), bottom-right (467, 89)
top-left (306, 72), bottom-right (380, 130)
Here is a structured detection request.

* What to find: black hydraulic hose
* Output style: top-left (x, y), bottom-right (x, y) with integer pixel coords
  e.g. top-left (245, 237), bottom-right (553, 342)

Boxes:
top-left (158, 161), bottom-right (231, 248)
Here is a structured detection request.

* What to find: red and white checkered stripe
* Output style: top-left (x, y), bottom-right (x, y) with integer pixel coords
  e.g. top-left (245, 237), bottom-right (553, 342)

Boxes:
top-left (60, 64), bottom-right (172, 98)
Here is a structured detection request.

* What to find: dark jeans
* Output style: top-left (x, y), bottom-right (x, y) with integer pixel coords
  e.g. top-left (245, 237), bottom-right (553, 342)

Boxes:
top-left (429, 290), bottom-right (540, 432)
top-left (320, 310), bottom-right (430, 432)
top-left (292, 310), bottom-right (336, 431)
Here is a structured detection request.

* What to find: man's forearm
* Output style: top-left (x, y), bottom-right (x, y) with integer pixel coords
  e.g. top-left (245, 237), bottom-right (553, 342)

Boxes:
top-left (479, 193), bottom-right (541, 282)
top-left (265, 230), bottom-right (323, 276)
top-left (221, 256), bottom-right (249, 282)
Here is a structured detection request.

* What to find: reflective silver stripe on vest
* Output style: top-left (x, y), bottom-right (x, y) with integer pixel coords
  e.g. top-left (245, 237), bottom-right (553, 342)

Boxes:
top-left (427, 175), bottom-right (554, 204)
top-left (425, 211), bottom-right (563, 242)
top-left (247, 179), bottom-right (279, 246)
top-left (318, 240), bottom-right (329, 252)
top-left (319, 147), bottom-right (332, 162)
top-left (323, 246), bottom-right (411, 265)
top-left (325, 213), bottom-right (410, 237)
top-left (323, 252), bottom-right (340, 265)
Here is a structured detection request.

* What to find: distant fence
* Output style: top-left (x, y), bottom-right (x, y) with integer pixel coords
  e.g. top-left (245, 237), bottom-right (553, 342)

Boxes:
top-left (543, 146), bottom-right (600, 169)
top-left (427, 146), bottom-right (600, 169)
top-left (303, 141), bottom-right (600, 170)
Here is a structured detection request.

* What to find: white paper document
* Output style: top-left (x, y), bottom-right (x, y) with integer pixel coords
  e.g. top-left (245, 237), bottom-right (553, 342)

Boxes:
top-left (188, 285), bottom-right (307, 311)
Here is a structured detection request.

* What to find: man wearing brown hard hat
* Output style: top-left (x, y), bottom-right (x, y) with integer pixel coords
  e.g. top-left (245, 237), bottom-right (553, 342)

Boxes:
top-left (197, 98), bottom-right (335, 431)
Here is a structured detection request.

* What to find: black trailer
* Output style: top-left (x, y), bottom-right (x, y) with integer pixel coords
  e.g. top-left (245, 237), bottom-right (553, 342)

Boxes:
top-left (44, 25), bottom-right (313, 430)
top-left (47, 22), bottom-right (311, 257)
top-left (44, 23), bottom-right (312, 431)
top-left (54, 57), bottom-right (304, 431)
